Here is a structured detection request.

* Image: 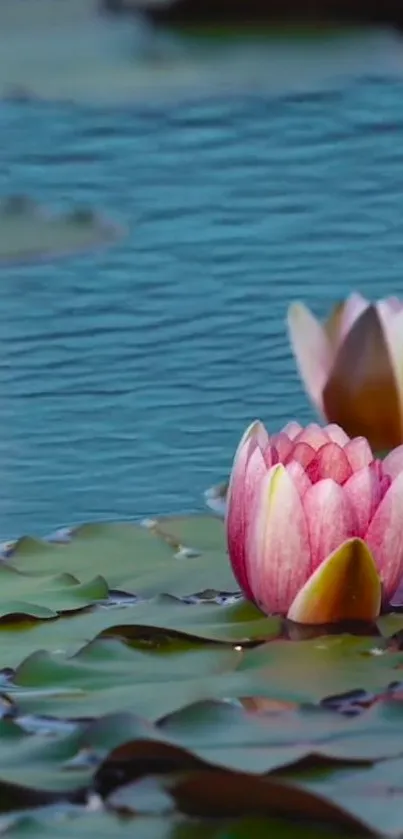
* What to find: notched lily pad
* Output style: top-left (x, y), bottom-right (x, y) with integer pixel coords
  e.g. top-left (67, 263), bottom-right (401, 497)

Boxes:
top-left (0, 196), bottom-right (123, 265)
top-left (0, 562), bottom-right (108, 621)
top-left (7, 517), bottom-right (236, 600)
top-left (147, 515), bottom-right (226, 555)
top-left (10, 635), bottom-right (242, 721)
top-left (0, 712), bottom-right (155, 803)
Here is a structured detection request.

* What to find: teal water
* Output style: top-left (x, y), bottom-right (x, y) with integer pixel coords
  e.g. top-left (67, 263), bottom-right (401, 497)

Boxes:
top-left (1, 78), bottom-right (403, 538)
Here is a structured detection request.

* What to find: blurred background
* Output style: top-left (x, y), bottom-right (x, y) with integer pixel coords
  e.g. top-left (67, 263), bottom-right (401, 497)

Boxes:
top-left (1, 0), bottom-right (403, 538)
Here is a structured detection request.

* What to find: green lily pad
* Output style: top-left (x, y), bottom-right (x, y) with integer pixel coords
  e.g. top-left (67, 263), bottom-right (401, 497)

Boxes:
top-left (11, 637), bottom-right (244, 721)
top-left (0, 197), bottom-right (122, 264)
top-left (0, 812), bottom-right (302, 839)
top-left (0, 712), bottom-right (150, 796)
top-left (0, 2), bottom-right (398, 104)
top-left (291, 753), bottom-right (403, 837)
top-left (377, 613), bottom-right (403, 638)
top-left (9, 518), bottom-right (236, 600)
top-left (1, 510), bottom-right (403, 834)
top-left (149, 515), bottom-right (226, 554)
top-left (8, 633), bottom-right (403, 754)
top-left (0, 564), bottom-right (108, 620)
top-left (0, 813), bottom-right (182, 839)
top-left (0, 595), bottom-right (280, 670)
top-left (236, 636), bottom-right (401, 703)
top-left (97, 740), bottom-right (370, 831)
top-left (0, 810), bottom-right (364, 839)
top-left (161, 697), bottom-right (403, 767)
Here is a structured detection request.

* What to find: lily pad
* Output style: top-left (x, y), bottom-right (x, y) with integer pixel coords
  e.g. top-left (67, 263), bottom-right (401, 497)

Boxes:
top-left (0, 564), bottom-right (108, 620)
top-left (287, 753), bottom-right (403, 837)
top-left (0, 812), bottom-right (322, 839)
top-left (0, 596), bottom-right (279, 670)
top-left (0, 813), bottom-right (183, 839)
top-left (0, 712), bottom-right (149, 796)
top-left (7, 631), bottom-right (403, 729)
top-left (0, 197), bottom-right (122, 265)
top-left (236, 636), bottom-right (403, 703)
top-left (8, 518), bottom-right (237, 601)
top-left (11, 638), bottom-right (243, 721)
top-left (0, 1), bottom-right (400, 104)
top-left (1, 510), bottom-right (403, 836)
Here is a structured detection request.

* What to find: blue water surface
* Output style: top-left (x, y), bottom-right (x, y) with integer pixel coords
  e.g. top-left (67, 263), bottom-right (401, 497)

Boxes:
top-left (1, 76), bottom-right (403, 538)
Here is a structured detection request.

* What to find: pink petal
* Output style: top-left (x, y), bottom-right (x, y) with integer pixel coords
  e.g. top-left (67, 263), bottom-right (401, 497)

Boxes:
top-left (287, 303), bottom-right (333, 413)
top-left (365, 470), bottom-right (403, 602)
top-left (254, 421), bottom-right (270, 450)
top-left (376, 298), bottom-right (403, 333)
top-left (226, 421), bottom-right (268, 599)
top-left (244, 446), bottom-right (270, 511)
top-left (293, 423), bottom-right (333, 450)
top-left (371, 460), bottom-right (392, 500)
top-left (343, 437), bottom-right (374, 471)
top-left (343, 464), bottom-right (383, 538)
top-left (230, 421), bottom-right (268, 476)
top-left (247, 464), bottom-right (311, 614)
top-left (338, 292), bottom-right (370, 344)
top-left (303, 478), bottom-right (356, 572)
top-left (324, 424), bottom-right (350, 446)
top-left (285, 460), bottom-right (312, 499)
top-left (380, 296), bottom-right (403, 316)
top-left (306, 442), bottom-right (353, 486)
top-left (287, 442), bottom-right (316, 469)
top-left (375, 307), bottom-right (403, 428)
top-left (281, 421), bottom-right (303, 440)
top-left (383, 445), bottom-right (403, 480)
top-left (261, 444), bottom-right (278, 469)
top-left (269, 432), bottom-right (293, 463)
top-left (226, 450), bottom-right (255, 599)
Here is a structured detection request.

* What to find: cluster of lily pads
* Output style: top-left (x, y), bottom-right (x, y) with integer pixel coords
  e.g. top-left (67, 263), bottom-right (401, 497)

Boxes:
top-left (0, 497), bottom-right (402, 837)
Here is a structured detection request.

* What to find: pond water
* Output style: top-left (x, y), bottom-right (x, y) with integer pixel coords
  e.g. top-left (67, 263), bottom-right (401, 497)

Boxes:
top-left (2, 56), bottom-right (403, 539)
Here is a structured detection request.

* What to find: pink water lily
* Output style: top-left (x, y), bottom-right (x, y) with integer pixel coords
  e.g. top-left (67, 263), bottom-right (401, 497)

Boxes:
top-left (287, 293), bottom-right (403, 452)
top-left (226, 420), bottom-right (403, 624)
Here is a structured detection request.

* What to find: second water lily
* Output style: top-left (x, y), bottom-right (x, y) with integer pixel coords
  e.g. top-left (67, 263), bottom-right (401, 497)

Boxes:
top-left (225, 421), bottom-right (403, 624)
top-left (287, 293), bottom-right (403, 452)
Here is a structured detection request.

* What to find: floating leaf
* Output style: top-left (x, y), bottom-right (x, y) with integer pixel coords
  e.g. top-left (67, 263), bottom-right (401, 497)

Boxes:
top-left (0, 564), bottom-right (108, 621)
top-left (0, 197), bottom-right (121, 264)
top-left (0, 811), bottom-right (249, 839)
top-left (237, 636), bottom-right (403, 703)
top-left (1, 511), bottom-right (403, 834)
top-left (11, 638), bottom-right (243, 721)
top-left (290, 753), bottom-right (403, 837)
top-left (0, 712), bottom-right (160, 803)
top-left (9, 519), bottom-right (236, 600)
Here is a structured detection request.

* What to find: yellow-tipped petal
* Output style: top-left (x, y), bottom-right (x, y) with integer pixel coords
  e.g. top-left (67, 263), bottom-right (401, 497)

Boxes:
top-left (287, 538), bottom-right (381, 625)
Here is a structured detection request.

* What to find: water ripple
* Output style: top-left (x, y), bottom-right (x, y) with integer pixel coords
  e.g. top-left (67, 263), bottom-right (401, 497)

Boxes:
top-left (0, 78), bottom-right (403, 536)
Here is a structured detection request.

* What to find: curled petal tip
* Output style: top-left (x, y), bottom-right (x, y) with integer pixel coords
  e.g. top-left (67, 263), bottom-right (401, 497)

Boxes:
top-left (287, 538), bottom-right (381, 625)
top-left (241, 419), bottom-right (267, 442)
top-left (243, 419), bottom-right (270, 451)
